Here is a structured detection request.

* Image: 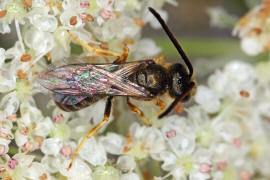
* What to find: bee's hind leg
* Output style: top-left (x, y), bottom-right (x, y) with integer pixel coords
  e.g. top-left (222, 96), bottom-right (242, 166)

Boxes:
top-left (67, 96), bottom-right (113, 171)
top-left (126, 97), bottom-right (152, 127)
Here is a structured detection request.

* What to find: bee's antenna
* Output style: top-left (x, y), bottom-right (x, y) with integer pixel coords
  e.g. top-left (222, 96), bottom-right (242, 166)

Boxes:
top-left (148, 7), bottom-right (193, 77)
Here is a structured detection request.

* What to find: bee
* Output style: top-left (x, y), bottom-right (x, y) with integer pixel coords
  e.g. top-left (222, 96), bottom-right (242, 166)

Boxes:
top-left (39, 7), bottom-right (196, 170)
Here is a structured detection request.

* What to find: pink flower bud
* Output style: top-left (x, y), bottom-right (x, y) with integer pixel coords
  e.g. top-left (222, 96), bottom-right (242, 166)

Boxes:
top-left (53, 114), bottom-right (64, 123)
top-left (80, 1), bottom-right (90, 9)
top-left (233, 138), bottom-right (242, 148)
top-left (166, 130), bottom-right (176, 139)
top-left (217, 161), bottom-right (227, 171)
top-left (8, 158), bottom-right (18, 169)
top-left (61, 145), bottom-right (72, 157)
top-left (0, 145), bottom-right (6, 155)
top-left (199, 163), bottom-right (211, 173)
top-left (100, 9), bottom-right (112, 20)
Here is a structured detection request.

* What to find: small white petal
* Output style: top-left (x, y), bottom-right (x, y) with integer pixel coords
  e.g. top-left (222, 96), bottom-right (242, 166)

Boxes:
top-left (41, 138), bottom-right (61, 156)
top-left (34, 117), bottom-right (53, 137)
top-left (0, 48), bottom-right (6, 68)
top-left (195, 85), bottom-right (220, 113)
top-left (41, 155), bottom-right (63, 173)
top-left (215, 121), bottom-right (242, 141)
top-left (117, 155), bottom-right (136, 172)
top-left (241, 37), bottom-right (263, 56)
top-left (121, 172), bottom-right (140, 180)
top-left (24, 162), bottom-right (47, 179)
top-left (79, 138), bottom-right (107, 166)
top-left (0, 20), bottom-right (11, 34)
top-left (24, 26), bottom-right (54, 54)
top-left (13, 153), bottom-right (35, 167)
top-left (160, 151), bottom-right (178, 171)
top-left (33, 14), bottom-right (58, 32)
top-left (59, 158), bottom-right (92, 180)
top-left (0, 92), bottom-right (19, 115)
top-left (15, 130), bottom-right (27, 147)
top-left (99, 133), bottom-right (125, 155)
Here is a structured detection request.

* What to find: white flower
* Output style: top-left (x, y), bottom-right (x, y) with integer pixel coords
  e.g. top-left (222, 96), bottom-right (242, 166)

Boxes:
top-left (24, 26), bottom-right (54, 54)
top-left (23, 162), bottom-right (49, 180)
top-left (99, 132), bottom-right (126, 155)
top-left (0, 92), bottom-right (19, 116)
top-left (59, 158), bottom-right (92, 180)
top-left (208, 61), bottom-right (255, 97)
top-left (117, 155), bottom-right (136, 173)
top-left (79, 137), bottom-right (107, 166)
top-left (41, 138), bottom-right (62, 156)
top-left (240, 37), bottom-right (264, 56)
top-left (132, 38), bottom-right (161, 59)
top-left (195, 85), bottom-right (221, 113)
top-left (33, 117), bottom-right (53, 137)
top-left (27, 7), bottom-right (58, 32)
top-left (121, 172), bottom-right (140, 180)
top-left (92, 165), bottom-right (120, 180)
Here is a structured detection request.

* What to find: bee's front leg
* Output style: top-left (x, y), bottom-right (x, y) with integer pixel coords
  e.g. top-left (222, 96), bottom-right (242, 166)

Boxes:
top-left (67, 96), bottom-right (113, 170)
top-left (126, 97), bottom-right (152, 127)
top-left (113, 45), bottom-right (130, 64)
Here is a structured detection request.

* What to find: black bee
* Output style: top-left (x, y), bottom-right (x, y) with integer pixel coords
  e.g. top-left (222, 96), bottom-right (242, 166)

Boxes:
top-left (39, 7), bottom-right (196, 170)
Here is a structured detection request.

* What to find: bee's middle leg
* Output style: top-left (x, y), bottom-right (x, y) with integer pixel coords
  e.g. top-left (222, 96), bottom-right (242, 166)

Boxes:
top-left (67, 30), bottom-right (121, 57)
top-left (67, 96), bottom-right (113, 170)
top-left (126, 97), bottom-right (152, 127)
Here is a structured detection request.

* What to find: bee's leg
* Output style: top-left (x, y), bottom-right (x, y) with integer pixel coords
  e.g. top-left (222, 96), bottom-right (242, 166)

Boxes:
top-left (67, 30), bottom-right (121, 57)
top-left (153, 55), bottom-right (164, 64)
top-left (113, 45), bottom-right (129, 64)
top-left (155, 98), bottom-right (167, 114)
top-left (158, 82), bottom-right (195, 119)
top-left (126, 97), bottom-right (152, 126)
top-left (67, 96), bottom-right (113, 170)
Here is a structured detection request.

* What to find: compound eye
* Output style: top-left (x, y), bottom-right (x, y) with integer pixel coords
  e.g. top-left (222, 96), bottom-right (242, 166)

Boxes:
top-left (169, 64), bottom-right (189, 97)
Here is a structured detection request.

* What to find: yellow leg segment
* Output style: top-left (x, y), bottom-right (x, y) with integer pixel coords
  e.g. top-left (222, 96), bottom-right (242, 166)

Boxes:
top-left (156, 98), bottom-right (167, 114)
top-left (127, 98), bottom-right (152, 127)
top-left (67, 30), bottom-right (121, 57)
top-left (154, 55), bottom-right (165, 64)
top-left (67, 97), bottom-right (113, 170)
top-left (113, 45), bottom-right (129, 64)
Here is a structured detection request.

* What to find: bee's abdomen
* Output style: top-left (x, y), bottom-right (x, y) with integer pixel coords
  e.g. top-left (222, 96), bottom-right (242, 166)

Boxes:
top-left (54, 94), bottom-right (104, 112)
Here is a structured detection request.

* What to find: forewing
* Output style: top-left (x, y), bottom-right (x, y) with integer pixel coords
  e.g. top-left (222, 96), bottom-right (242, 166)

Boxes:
top-left (53, 93), bottom-right (88, 105)
top-left (39, 60), bottom-right (154, 98)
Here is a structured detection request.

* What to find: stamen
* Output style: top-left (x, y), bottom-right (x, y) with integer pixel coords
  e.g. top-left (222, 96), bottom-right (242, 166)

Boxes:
top-left (22, 0), bottom-right (32, 8)
top-left (240, 90), bottom-right (250, 98)
top-left (134, 18), bottom-right (144, 27)
top-left (15, 20), bottom-right (25, 53)
top-left (0, 10), bottom-right (7, 19)
top-left (20, 54), bottom-right (32, 62)
top-left (70, 16), bottom-right (78, 26)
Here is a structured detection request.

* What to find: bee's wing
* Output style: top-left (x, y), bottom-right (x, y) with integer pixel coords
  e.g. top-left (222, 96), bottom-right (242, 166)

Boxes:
top-left (39, 60), bottom-right (154, 98)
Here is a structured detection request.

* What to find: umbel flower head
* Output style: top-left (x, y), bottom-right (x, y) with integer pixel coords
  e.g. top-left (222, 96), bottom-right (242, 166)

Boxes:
top-left (1, 0), bottom-right (270, 180)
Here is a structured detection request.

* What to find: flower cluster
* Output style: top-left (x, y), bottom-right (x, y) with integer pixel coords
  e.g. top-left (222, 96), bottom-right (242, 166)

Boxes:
top-left (233, 0), bottom-right (270, 55)
top-left (1, 0), bottom-right (270, 180)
